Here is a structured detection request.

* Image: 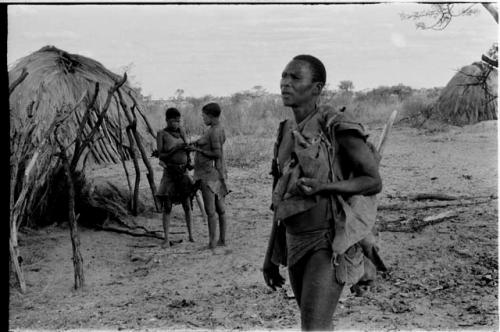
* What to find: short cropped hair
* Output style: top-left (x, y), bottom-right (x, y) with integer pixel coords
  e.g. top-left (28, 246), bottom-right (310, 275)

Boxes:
top-left (202, 102), bottom-right (221, 118)
top-left (165, 107), bottom-right (181, 119)
top-left (293, 54), bottom-right (326, 85)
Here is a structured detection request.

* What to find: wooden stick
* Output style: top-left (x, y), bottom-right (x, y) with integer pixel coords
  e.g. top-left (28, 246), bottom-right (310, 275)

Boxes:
top-left (408, 193), bottom-right (458, 201)
top-left (97, 224), bottom-right (164, 239)
top-left (54, 129), bottom-right (85, 290)
top-left (422, 210), bottom-right (457, 222)
top-left (127, 91), bottom-right (157, 139)
top-left (71, 84), bottom-right (99, 170)
top-left (9, 68), bottom-right (28, 94)
top-left (100, 120), bottom-right (121, 162)
top-left (113, 97), bottom-right (134, 205)
top-left (376, 110), bottom-right (398, 156)
top-left (126, 126), bottom-right (141, 215)
top-left (379, 197), bottom-right (495, 211)
top-left (9, 238), bottom-right (26, 293)
top-left (71, 74), bottom-right (127, 171)
top-left (117, 89), bottom-right (159, 212)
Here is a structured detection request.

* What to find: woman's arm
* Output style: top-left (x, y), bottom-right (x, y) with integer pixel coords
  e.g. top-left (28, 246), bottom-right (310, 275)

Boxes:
top-left (192, 129), bottom-right (223, 160)
top-left (298, 132), bottom-right (382, 196)
top-left (157, 131), bottom-right (187, 161)
top-left (192, 146), bottom-right (221, 159)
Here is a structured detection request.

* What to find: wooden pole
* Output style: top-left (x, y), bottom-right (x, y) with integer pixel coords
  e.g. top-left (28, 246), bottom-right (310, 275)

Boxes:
top-left (127, 91), bottom-right (157, 139)
top-left (376, 110), bottom-right (398, 156)
top-left (70, 74), bottom-right (127, 171)
top-left (9, 238), bottom-right (26, 293)
top-left (55, 130), bottom-right (85, 290)
top-left (113, 97), bottom-right (134, 207)
top-left (9, 67), bottom-right (28, 94)
top-left (125, 126), bottom-right (141, 215)
top-left (116, 89), bottom-right (160, 212)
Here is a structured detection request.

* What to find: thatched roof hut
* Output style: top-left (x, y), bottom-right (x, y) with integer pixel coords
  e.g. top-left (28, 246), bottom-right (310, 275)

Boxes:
top-left (433, 62), bottom-right (498, 125)
top-left (9, 46), bottom-right (156, 228)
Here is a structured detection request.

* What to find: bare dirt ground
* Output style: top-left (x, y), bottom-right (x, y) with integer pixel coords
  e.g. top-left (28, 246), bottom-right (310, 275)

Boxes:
top-left (9, 122), bottom-right (498, 331)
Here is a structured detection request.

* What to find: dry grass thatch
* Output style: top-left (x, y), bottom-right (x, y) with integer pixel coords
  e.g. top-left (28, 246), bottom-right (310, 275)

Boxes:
top-left (9, 45), bottom-right (156, 228)
top-left (434, 62), bottom-right (498, 125)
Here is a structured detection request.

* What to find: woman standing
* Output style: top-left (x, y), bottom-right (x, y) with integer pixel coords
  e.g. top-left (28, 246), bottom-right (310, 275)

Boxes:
top-left (156, 107), bottom-right (196, 248)
top-left (191, 102), bottom-right (228, 249)
top-left (262, 55), bottom-right (382, 330)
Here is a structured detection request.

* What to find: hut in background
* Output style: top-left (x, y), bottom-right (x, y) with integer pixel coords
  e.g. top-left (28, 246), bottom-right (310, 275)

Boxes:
top-left (9, 45), bottom-right (158, 231)
top-left (433, 61), bottom-right (498, 125)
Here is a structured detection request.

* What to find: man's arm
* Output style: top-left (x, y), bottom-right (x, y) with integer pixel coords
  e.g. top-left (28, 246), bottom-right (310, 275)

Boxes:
top-left (298, 131), bottom-right (382, 196)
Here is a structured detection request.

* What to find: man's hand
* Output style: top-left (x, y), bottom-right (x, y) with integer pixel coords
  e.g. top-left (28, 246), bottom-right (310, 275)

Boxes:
top-left (297, 178), bottom-right (325, 196)
top-left (179, 127), bottom-right (187, 139)
top-left (263, 260), bottom-right (285, 291)
top-left (185, 144), bottom-right (199, 152)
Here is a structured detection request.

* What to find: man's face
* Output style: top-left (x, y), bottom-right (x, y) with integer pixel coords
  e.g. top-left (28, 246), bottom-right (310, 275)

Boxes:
top-left (202, 112), bottom-right (211, 125)
top-left (280, 60), bottom-right (322, 107)
top-left (167, 117), bottom-right (181, 130)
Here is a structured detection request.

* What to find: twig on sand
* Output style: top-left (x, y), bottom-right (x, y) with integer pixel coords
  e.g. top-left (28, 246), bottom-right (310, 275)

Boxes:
top-left (422, 210), bottom-right (457, 223)
top-left (379, 196), bottom-right (495, 211)
top-left (96, 224), bottom-right (164, 239)
top-left (408, 193), bottom-right (458, 201)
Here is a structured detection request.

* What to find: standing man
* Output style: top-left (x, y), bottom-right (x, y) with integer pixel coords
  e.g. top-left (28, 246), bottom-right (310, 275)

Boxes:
top-left (156, 107), bottom-right (196, 248)
top-left (262, 55), bottom-right (382, 330)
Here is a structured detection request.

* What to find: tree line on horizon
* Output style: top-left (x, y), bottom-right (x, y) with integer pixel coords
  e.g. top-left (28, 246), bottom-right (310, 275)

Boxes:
top-left (135, 82), bottom-right (442, 138)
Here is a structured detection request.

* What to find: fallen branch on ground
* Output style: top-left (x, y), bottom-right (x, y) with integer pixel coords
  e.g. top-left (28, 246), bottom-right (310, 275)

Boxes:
top-left (379, 196), bottom-right (496, 211)
top-left (96, 223), bottom-right (164, 239)
top-left (422, 210), bottom-right (458, 222)
top-left (408, 193), bottom-right (458, 201)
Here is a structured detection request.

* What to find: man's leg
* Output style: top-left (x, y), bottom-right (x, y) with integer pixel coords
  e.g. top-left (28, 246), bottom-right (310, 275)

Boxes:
top-left (215, 195), bottom-right (226, 246)
top-left (200, 182), bottom-right (217, 249)
top-left (299, 249), bottom-right (344, 331)
top-left (181, 199), bottom-right (194, 242)
top-left (161, 199), bottom-right (173, 248)
top-left (288, 259), bottom-right (306, 307)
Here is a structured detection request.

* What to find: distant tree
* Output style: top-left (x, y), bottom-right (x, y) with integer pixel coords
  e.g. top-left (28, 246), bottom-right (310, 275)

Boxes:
top-left (400, 4), bottom-right (480, 30)
top-left (338, 80), bottom-right (354, 93)
top-left (174, 89), bottom-right (185, 101)
top-left (251, 85), bottom-right (267, 97)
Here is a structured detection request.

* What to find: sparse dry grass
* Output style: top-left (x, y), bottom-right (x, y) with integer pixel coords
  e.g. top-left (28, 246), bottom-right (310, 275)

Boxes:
top-left (225, 136), bottom-right (274, 168)
top-left (143, 86), bottom-right (446, 168)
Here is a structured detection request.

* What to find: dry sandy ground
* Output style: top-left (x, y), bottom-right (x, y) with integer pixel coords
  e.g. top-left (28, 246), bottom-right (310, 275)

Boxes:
top-left (9, 122), bottom-right (498, 331)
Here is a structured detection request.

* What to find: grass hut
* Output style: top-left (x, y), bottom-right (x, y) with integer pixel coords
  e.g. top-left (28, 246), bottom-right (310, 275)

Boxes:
top-left (433, 62), bottom-right (498, 125)
top-left (9, 45), bottom-right (157, 230)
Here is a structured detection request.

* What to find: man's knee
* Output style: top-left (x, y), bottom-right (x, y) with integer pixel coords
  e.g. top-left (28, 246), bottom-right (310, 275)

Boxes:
top-left (162, 200), bottom-right (172, 213)
top-left (204, 204), bottom-right (216, 219)
top-left (215, 202), bottom-right (225, 215)
top-left (181, 200), bottom-right (192, 212)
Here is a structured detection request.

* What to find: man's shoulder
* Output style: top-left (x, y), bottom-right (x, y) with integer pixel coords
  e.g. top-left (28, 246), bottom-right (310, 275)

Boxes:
top-left (318, 105), bottom-right (366, 138)
top-left (209, 124), bottom-right (225, 140)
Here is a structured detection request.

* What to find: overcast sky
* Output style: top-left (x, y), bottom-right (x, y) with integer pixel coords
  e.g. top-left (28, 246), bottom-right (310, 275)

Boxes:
top-left (7, 3), bottom-right (498, 98)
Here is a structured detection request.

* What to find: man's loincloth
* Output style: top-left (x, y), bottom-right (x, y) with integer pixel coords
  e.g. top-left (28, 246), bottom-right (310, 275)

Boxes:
top-left (286, 227), bottom-right (365, 285)
top-left (156, 164), bottom-right (198, 205)
top-left (286, 228), bottom-right (333, 267)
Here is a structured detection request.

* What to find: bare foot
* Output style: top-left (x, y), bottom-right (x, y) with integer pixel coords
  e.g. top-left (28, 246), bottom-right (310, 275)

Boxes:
top-left (189, 237), bottom-right (195, 243)
top-left (217, 240), bottom-right (226, 247)
top-left (161, 241), bottom-right (170, 249)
